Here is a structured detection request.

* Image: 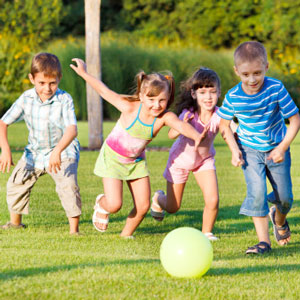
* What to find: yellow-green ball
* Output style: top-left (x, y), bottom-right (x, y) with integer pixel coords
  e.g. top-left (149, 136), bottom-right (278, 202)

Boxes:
top-left (160, 227), bottom-right (213, 278)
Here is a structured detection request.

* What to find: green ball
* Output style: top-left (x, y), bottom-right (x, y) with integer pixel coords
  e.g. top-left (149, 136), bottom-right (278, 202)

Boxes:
top-left (160, 227), bottom-right (213, 278)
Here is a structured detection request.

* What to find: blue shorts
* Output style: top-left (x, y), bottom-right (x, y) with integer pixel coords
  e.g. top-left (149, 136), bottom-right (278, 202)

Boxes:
top-left (239, 144), bottom-right (293, 217)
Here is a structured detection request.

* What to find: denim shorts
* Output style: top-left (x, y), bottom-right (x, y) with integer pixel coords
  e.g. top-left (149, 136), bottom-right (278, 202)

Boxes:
top-left (239, 144), bottom-right (293, 217)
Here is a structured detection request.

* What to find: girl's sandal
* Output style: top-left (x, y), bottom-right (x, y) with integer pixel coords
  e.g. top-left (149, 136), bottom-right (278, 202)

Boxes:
top-left (204, 232), bottom-right (219, 241)
top-left (150, 190), bottom-right (165, 221)
top-left (245, 241), bottom-right (271, 255)
top-left (92, 194), bottom-right (109, 232)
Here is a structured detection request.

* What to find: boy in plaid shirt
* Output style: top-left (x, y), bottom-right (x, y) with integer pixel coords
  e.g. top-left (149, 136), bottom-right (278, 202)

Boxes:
top-left (0, 53), bottom-right (81, 234)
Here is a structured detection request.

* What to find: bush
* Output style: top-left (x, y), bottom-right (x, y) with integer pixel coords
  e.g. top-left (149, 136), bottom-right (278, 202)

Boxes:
top-left (44, 37), bottom-right (237, 120)
top-left (0, 0), bottom-right (63, 116)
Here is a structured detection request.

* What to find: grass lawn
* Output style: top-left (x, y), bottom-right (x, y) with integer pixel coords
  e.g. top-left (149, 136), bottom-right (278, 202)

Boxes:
top-left (1, 121), bottom-right (300, 300)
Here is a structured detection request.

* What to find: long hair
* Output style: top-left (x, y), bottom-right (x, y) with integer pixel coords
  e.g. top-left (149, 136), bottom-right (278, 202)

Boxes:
top-left (123, 71), bottom-right (175, 109)
top-left (176, 67), bottom-right (221, 115)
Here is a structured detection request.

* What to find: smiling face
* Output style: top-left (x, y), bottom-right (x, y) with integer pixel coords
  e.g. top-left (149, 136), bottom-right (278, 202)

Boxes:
top-left (29, 72), bottom-right (60, 102)
top-left (191, 85), bottom-right (220, 113)
top-left (234, 59), bottom-right (268, 95)
top-left (140, 87), bottom-right (169, 117)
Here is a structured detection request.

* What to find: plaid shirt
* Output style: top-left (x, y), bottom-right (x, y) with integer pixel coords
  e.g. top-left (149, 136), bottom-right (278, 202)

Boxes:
top-left (1, 88), bottom-right (80, 169)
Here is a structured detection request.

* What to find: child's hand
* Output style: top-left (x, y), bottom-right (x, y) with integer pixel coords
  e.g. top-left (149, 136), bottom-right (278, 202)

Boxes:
top-left (0, 151), bottom-right (14, 173)
top-left (70, 58), bottom-right (87, 76)
top-left (267, 147), bottom-right (285, 163)
top-left (49, 149), bottom-right (61, 174)
top-left (194, 125), bottom-right (209, 149)
top-left (183, 111), bottom-right (194, 123)
top-left (231, 150), bottom-right (244, 167)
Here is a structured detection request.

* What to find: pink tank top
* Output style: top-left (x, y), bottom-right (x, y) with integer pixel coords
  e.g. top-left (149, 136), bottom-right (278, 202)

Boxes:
top-left (106, 104), bottom-right (156, 161)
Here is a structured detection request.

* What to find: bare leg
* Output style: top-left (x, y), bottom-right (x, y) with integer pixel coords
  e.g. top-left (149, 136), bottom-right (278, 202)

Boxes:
top-left (252, 216), bottom-right (271, 245)
top-left (194, 170), bottom-right (219, 233)
top-left (151, 181), bottom-right (185, 221)
top-left (10, 212), bottom-right (22, 225)
top-left (120, 176), bottom-right (151, 237)
top-left (93, 177), bottom-right (123, 232)
top-left (68, 215), bottom-right (80, 234)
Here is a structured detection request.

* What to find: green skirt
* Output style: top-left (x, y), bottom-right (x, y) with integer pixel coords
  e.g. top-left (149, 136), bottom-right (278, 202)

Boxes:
top-left (94, 142), bottom-right (149, 180)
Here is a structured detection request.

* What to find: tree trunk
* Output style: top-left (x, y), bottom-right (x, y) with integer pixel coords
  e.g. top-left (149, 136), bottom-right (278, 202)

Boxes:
top-left (84, 0), bottom-right (103, 149)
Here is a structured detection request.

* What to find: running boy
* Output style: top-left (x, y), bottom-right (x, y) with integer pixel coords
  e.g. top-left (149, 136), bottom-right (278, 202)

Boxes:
top-left (218, 41), bottom-right (300, 254)
top-left (0, 53), bottom-right (81, 234)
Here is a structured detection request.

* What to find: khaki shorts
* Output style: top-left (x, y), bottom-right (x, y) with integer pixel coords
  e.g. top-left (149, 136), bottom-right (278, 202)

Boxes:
top-left (7, 158), bottom-right (81, 217)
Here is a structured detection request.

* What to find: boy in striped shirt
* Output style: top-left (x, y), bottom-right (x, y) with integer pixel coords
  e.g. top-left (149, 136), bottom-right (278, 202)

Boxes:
top-left (218, 41), bottom-right (300, 254)
top-left (0, 53), bottom-right (81, 234)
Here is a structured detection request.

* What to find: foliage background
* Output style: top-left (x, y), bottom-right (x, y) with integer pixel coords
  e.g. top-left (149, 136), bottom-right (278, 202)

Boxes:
top-left (1, 0), bottom-right (300, 119)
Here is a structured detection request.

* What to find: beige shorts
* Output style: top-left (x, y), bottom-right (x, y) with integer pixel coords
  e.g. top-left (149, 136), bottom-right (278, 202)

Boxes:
top-left (7, 158), bottom-right (81, 217)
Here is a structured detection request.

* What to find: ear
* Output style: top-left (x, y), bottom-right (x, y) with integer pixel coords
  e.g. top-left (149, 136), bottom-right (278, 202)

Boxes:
top-left (28, 73), bottom-right (35, 85)
top-left (191, 89), bottom-right (197, 99)
top-left (233, 66), bottom-right (239, 77)
top-left (265, 62), bottom-right (269, 71)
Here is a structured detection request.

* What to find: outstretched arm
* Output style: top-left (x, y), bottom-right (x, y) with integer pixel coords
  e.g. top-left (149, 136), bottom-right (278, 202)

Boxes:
top-left (267, 112), bottom-right (300, 163)
top-left (219, 118), bottom-right (244, 167)
top-left (168, 111), bottom-right (194, 139)
top-left (0, 120), bottom-right (13, 173)
top-left (70, 58), bottom-right (128, 112)
top-left (49, 125), bottom-right (78, 173)
top-left (164, 112), bottom-right (207, 149)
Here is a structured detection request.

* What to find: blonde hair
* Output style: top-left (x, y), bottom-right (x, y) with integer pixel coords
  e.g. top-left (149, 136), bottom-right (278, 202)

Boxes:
top-left (125, 71), bottom-right (175, 109)
top-left (30, 52), bottom-right (62, 79)
top-left (234, 41), bottom-right (268, 66)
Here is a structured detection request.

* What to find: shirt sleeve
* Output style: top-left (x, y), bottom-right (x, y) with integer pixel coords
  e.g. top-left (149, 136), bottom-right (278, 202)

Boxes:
top-left (1, 95), bottom-right (24, 125)
top-left (216, 94), bottom-right (235, 120)
top-left (61, 92), bottom-right (78, 127)
top-left (277, 83), bottom-right (299, 119)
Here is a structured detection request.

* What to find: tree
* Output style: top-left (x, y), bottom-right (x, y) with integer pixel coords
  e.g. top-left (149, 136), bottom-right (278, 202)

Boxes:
top-left (84, 0), bottom-right (103, 149)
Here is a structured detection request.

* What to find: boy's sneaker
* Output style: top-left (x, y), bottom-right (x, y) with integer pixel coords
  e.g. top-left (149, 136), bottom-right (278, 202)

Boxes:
top-left (1, 222), bottom-right (26, 230)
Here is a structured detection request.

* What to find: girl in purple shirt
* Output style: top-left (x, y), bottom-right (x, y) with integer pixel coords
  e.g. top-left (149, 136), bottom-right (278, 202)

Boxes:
top-left (151, 68), bottom-right (231, 241)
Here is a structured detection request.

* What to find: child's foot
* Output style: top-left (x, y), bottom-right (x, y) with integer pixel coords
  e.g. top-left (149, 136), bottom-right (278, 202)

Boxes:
top-left (269, 206), bottom-right (291, 246)
top-left (92, 194), bottom-right (109, 232)
top-left (150, 190), bottom-right (165, 221)
top-left (246, 241), bottom-right (271, 255)
top-left (204, 232), bottom-right (219, 241)
top-left (1, 222), bottom-right (26, 230)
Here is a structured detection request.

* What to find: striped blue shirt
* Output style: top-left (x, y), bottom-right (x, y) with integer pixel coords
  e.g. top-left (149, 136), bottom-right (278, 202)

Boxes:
top-left (1, 88), bottom-right (80, 169)
top-left (217, 77), bottom-right (299, 151)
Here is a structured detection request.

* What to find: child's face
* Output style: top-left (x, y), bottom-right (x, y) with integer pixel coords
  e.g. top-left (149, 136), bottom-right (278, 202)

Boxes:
top-left (191, 86), bottom-right (220, 112)
top-left (234, 59), bottom-right (268, 95)
top-left (29, 72), bottom-right (60, 102)
top-left (140, 87), bottom-right (169, 117)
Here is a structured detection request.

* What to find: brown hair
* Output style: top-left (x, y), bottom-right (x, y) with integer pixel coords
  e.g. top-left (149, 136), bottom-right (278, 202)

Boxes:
top-left (176, 67), bottom-right (221, 114)
top-left (125, 71), bottom-right (175, 109)
top-left (234, 41), bottom-right (268, 66)
top-left (30, 52), bottom-right (62, 79)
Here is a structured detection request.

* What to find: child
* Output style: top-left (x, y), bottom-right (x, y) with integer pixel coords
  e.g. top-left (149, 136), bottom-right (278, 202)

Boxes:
top-left (0, 53), bottom-right (81, 234)
top-left (217, 41), bottom-right (300, 254)
top-left (70, 58), bottom-right (206, 238)
top-left (150, 67), bottom-right (228, 241)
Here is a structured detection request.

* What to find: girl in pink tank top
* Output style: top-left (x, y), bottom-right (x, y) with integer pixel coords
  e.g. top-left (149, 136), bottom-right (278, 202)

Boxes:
top-left (71, 59), bottom-right (207, 237)
top-left (150, 68), bottom-right (236, 241)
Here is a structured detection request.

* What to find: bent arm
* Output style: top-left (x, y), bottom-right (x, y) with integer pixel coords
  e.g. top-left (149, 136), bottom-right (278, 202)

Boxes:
top-left (0, 120), bottom-right (13, 173)
top-left (49, 125), bottom-right (78, 173)
top-left (267, 113), bottom-right (300, 163)
top-left (163, 112), bottom-right (205, 148)
top-left (219, 118), bottom-right (244, 167)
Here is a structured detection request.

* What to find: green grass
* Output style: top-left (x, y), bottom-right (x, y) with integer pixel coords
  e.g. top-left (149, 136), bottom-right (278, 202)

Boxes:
top-left (1, 122), bottom-right (300, 299)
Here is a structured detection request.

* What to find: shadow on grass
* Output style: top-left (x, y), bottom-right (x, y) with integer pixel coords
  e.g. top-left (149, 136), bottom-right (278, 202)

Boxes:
top-left (209, 261), bottom-right (300, 276)
top-left (0, 258), bottom-right (159, 282)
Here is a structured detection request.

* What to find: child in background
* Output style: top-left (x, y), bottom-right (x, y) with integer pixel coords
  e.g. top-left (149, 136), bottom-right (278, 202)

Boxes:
top-left (70, 58), bottom-right (206, 238)
top-left (151, 67), bottom-right (229, 241)
top-left (0, 53), bottom-right (81, 234)
top-left (218, 41), bottom-right (300, 254)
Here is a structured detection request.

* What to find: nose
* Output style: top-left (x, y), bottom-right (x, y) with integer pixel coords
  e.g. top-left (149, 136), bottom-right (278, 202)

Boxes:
top-left (154, 101), bottom-right (160, 108)
top-left (249, 75), bottom-right (255, 83)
